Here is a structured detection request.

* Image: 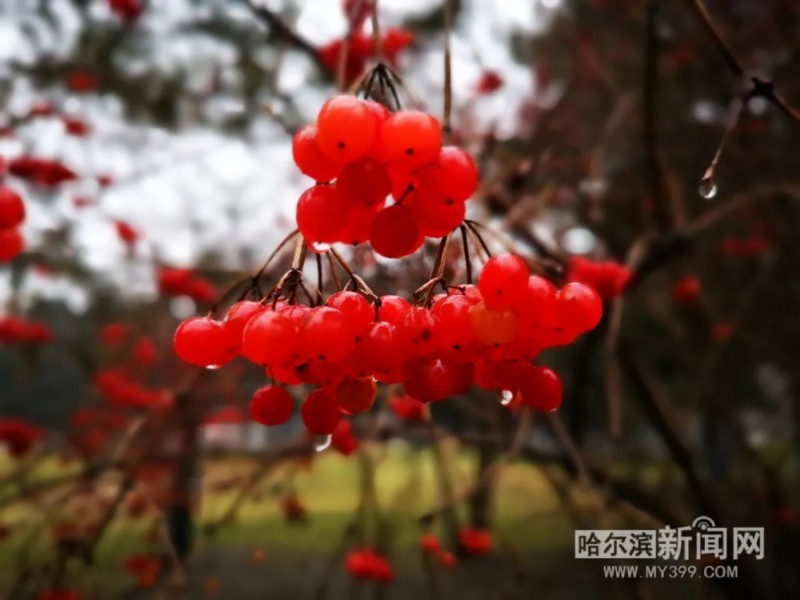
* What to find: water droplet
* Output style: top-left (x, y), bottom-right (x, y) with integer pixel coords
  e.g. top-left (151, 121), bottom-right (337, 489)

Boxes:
top-left (205, 364), bottom-right (221, 371)
top-left (311, 242), bottom-right (332, 253)
top-left (313, 434), bottom-right (332, 452)
top-left (500, 390), bottom-right (514, 406)
top-left (698, 177), bottom-right (717, 199)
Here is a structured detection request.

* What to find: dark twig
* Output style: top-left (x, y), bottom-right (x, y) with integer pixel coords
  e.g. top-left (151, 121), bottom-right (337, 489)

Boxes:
top-left (245, 0), bottom-right (326, 72)
top-left (643, 0), bottom-right (672, 232)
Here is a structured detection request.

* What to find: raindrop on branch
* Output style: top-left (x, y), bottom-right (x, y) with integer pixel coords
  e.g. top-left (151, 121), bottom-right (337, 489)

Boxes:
top-left (698, 176), bottom-right (717, 199)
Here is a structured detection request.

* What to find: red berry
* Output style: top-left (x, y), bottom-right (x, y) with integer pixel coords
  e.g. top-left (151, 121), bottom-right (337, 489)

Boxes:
top-left (173, 317), bottom-right (235, 367)
top-left (377, 295), bottom-right (410, 325)
top-left (292, 125), bottom-right (342, 182)
top-left (250, 385), bottom-right (294, 425)
top-left (420, 533), bottom-right (441, 554)
top-left (335, 376), bottom-right (377, 414)
top-left (478, 253), bottom-right (529, 311)
top-left (396, 306), bottom-right (437, 356)
top-left (555, 282), bottom-right (602, 333)
top-left (348, 320), bottom-right (399, 376)
top-left (224, 301), bottom-right (266, 353)
top-left (298, 307), bottom-right (354, 362)
top-left (379, 110), bottom-right (442, 167)
top-left (316, 96), bottom-right (377, 163)
top-left (269, 362), bottom-right (303, 385)
top-left (296, 185), bottom-right (350, 248)
top-left (672, 275), bottom-right (700, 305)
top-left (518, 366), bottom-right (562, 412)
top-left (241, 311), bottom-right (299, 366)
top-left (404, 356), bottom-right (473, 402)
top-left (326, 291), bottom-right (373, 331)
top-left (415, 146), bottom-right (478, 204)
top-left (336, 159), bottom-right (391, 208)
top-left (369, 204), bottom-right (423, 258)
top-left (301, 388), bottom-right (341, 434)
top-left (340, 203), bottom-right (383, 245)
top-left (0, 186), bottom-right (25, 228)
top-left (459, 527), bottom-right (492, 555)
top-left (0, 228), bottom-right (24, 262)
top-left (431, 294), bottom-right (474, 350)
top-left (470, 302), bottom-right (519, 345)
top-left (409, 189), bottom-right (466, 237)
top-left (388, 394), bottom-right (425, 420)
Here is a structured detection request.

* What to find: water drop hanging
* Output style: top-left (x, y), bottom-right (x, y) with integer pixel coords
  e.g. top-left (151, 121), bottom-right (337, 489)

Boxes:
top-left (313, 434), bottom-right (332, 452)
top-left (311, 241), bottom-right (332, 253)
top-left (698, 176), bottom-right (717, 199)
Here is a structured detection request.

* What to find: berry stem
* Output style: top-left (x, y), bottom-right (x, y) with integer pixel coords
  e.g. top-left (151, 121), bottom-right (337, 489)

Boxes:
top-left (463, 220), bottom-right (492, 258)
top-left (255, 228), bottom-right (299, 279)
top-left (370, 0), bottom-right (382, 62)
top-left (459, 224), bottom-right (473, 284)
top-left (291, 235), bottom-right (308, 271)
top-left (328, 247), bottom-right (379, 301)
top-left (442, 0), bottom-right (453, 140)
top-left (325, 251), bottom-right (343, 291)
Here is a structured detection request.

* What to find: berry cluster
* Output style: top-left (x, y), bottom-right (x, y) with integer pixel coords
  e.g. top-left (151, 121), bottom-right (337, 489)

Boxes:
top-left (173, 253), bottom-right (602, 434)
top-left (345, 548), bottom-right (394, 582)
top-left (293, 95), bottom-right (478, 257)
top-left (0, 419), bottom-right (43, 458)
top-left (157, 267), bottom-right (217, 304)
top-left (420, 533), bottom-right (457, 567)
top-left (7, 156), bottom-right (77, 188)
top-left (94, 369), bottom-right (173, 410)
top-left (318, 29), bottom-right (413, 86)
top-left (567, 256), bottom-right (630, 301)
top-left (672, 275), bottom-right (701, 306)
top-left (0, 185), bottom-right (26, 262)
top-left (0, 315), bottom-right (52, 343)
top-left (109, 0), bottom-right (141, 20)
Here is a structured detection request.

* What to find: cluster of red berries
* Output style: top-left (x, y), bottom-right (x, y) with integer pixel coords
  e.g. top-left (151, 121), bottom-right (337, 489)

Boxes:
top-left (318, 30), bottom-right (413, 86)
top-left (70, 406), bottom-right (128, 458)
top-left (420, 533), bottom-right (457, 567)
top-left (174, 253), bottom-right (602, 434)
top-left (94, 369), bottom-right (173, 410)
top-left (109, 0), bottom-right (141, 20)
top-left (293, 95), bottom-right (478, 257)
top-left (158, 267), bottom-right (216, 304)
top-left (719, 236), bottom-right (767, 257)
top-left (0, 185), bottom-right (26, 262)
top-left (672, 275), bottom-right (700, 306)
top-left (344, 548), bottom-right (394, 582)
top-left (0, 419), bottom-right (43, 458)
top-left (0, 316), bottom-right (52, 343)
top-left (458, 527), bottom-right (493, 556)
top-left (6, 156), bottom-right (77, 188)
top-left (123, 554), bottom-right (162, 588)
top-left (98, 323), bottom-right (157, 366)
top-left (567, 256), bottom-right (630, 301)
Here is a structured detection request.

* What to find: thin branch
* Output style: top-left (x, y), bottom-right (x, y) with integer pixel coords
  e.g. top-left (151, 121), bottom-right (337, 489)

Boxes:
top-left (245, 0), bottom-right (326, 72)
top-left (442, 0), bottom-right (453, 139)
top-left (643, 0), bottom-right (672, 232)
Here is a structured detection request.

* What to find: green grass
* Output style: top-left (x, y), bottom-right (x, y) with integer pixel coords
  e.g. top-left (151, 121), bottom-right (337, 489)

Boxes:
top-left (0, 443), bottom-right (577, 596)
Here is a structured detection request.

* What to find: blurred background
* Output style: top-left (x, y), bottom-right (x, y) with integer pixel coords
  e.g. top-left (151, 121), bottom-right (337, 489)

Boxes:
top-left (1, 0), bottom-right (799, 598)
